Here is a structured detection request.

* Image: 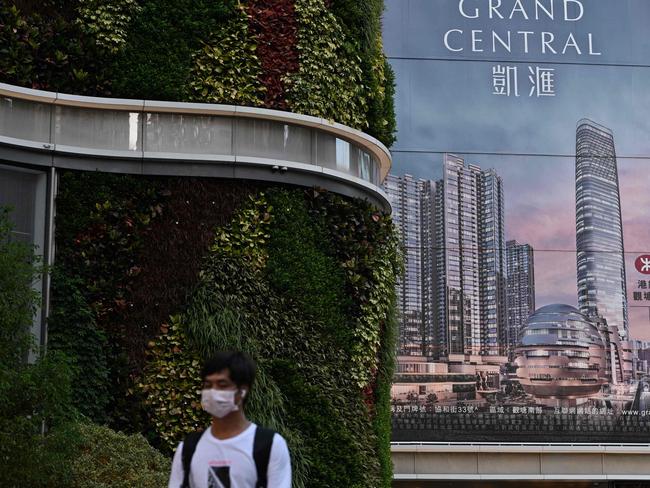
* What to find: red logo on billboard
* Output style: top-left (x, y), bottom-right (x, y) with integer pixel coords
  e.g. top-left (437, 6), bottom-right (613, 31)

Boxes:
top-left (635, 255), bottom-right (650, 274)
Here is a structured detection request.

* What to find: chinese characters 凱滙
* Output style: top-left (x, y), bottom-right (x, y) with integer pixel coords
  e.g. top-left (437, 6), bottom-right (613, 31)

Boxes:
top-left (492, 65), bottom-right (556, 98)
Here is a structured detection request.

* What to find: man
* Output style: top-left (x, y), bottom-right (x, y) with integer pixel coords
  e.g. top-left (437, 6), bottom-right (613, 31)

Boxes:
top-left (168, 352), bottom-right (292, 488)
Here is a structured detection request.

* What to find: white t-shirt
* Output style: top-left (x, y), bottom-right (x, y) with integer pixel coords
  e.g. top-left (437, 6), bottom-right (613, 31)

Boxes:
top-left (168, 423), bottom-right (291, 488)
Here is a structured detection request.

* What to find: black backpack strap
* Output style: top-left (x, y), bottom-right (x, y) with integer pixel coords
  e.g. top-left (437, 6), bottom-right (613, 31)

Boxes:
top-left (181, 430), bottom-right (205, 488)
top-left (253, 426), bottom-right (276, 488)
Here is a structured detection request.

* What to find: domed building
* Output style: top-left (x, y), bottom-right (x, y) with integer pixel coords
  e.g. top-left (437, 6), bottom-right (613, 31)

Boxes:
top-left (515, 304), bottom-right (609, 402)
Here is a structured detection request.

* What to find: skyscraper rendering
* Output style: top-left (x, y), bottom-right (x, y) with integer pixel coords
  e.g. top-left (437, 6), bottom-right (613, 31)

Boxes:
top-left (384, 174), bottom-right (435, 356)
top-left (575, 119), bottom-right (629, 339)
top-left (506, 240), bottom-right (536, 355)
top-left (386, 156), bottom-right (506, 360)
top-left (420, 180), bottom-right (437, 357)
top-left (434, 154), bottom-right (507, 358)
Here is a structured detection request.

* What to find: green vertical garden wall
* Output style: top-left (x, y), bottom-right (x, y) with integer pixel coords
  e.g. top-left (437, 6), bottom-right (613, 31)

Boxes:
top-left (1, 1), bottom-right (399, 486)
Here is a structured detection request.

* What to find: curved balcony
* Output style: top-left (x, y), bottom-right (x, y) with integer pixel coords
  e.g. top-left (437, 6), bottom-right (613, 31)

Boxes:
top-left (0, 83), bottom-right (391, 210)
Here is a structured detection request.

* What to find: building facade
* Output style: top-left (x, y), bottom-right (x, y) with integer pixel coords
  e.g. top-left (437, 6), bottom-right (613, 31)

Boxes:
top-left (506, 240), bottom-right (536, 355)
top-left (419, 180), bottom-right (437, 357)
top-left (575, 119), bottom-right (629, 338)
top-left (434, 154), bottom-right (506, 358)
top-left (479, 168), bottom-right (507, 356)
top-left (514, 304), bottom-right (609, 404)
top-left (384, 174), bottom-right (435, 356)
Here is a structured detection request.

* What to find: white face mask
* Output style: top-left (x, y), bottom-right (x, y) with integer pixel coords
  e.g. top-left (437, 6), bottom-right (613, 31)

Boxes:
top-left (201, 388), bottom-right (246, 418)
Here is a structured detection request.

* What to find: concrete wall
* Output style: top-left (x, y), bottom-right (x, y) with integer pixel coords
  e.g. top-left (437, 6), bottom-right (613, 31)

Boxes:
top-left (392, 444), bottom-right (650, 482)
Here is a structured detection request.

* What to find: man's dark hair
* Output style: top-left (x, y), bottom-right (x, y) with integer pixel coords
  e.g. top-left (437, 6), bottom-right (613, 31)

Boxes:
top-left (201, 351), bottom-right (256, 389)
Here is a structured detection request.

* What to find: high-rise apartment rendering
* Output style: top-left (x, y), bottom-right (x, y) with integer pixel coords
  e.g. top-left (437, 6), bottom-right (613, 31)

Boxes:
top-left (384, 174), bottom-right (435, 356)
top-left (575, 119), bottom-right (629, 338)
top-left (434, 154), bottom-right (507, 357)
top-left (506, 240), bottom-right (536, 355)
top-left (386, 155), bottom-right (507, 359)
top-left (420, 180), bottom-right (437, 357)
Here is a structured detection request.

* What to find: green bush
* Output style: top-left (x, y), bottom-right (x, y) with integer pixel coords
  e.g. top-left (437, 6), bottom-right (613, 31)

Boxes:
top-left (0, 206), bottom-right (40, 366)
top-left (0, 206), bottom-right (79, 488)
top-left (70, 422), bottom-right (169, 488)
top-left (0, 421), bottom-right (169, 488)
top-left (0, 417), bottom-right (80, 488)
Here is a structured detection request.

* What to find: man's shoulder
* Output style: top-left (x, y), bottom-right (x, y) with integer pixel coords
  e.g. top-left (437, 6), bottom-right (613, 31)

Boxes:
top-left (253, 425), bottom-right (286, 443)
top-left (268, 430), bottom-right (290, 458)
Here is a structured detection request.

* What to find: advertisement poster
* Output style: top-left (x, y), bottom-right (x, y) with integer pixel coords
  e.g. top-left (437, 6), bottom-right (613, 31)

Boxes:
top-left (384, 0), bottom-right (650, 442)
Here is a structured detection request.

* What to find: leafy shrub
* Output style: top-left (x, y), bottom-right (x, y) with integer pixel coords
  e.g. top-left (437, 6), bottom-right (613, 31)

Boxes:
top-left (0, 421), bottom-right (169, 488)
top-left (0, 206), bottom-right (79, 488)
top-left (0, 206), bottom-right (40, 366)
top-left (0, 417), bottom-right (80, 488)
top-left (70, 422), bottom-right (169, 488)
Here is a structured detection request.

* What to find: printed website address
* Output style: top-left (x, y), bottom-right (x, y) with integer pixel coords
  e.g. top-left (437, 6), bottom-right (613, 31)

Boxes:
top-left (621, 410), bottom-right (650, 415)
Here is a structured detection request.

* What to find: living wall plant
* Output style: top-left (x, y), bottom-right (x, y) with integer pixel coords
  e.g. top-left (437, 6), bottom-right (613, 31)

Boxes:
top-left (138, 188), bottom-right (400, 487)
top-left (50, 175), bottom-right (399, 487)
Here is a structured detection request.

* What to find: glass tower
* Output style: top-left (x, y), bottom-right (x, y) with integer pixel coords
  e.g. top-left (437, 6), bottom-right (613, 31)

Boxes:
top-left (575, 119), bottom-right (629, 338)
top-left (506, 240), bottom-right (536, 355)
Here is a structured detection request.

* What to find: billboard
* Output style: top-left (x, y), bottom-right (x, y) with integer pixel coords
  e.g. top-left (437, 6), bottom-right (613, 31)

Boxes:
top-left (384, 0), bottom-right (650, 442)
